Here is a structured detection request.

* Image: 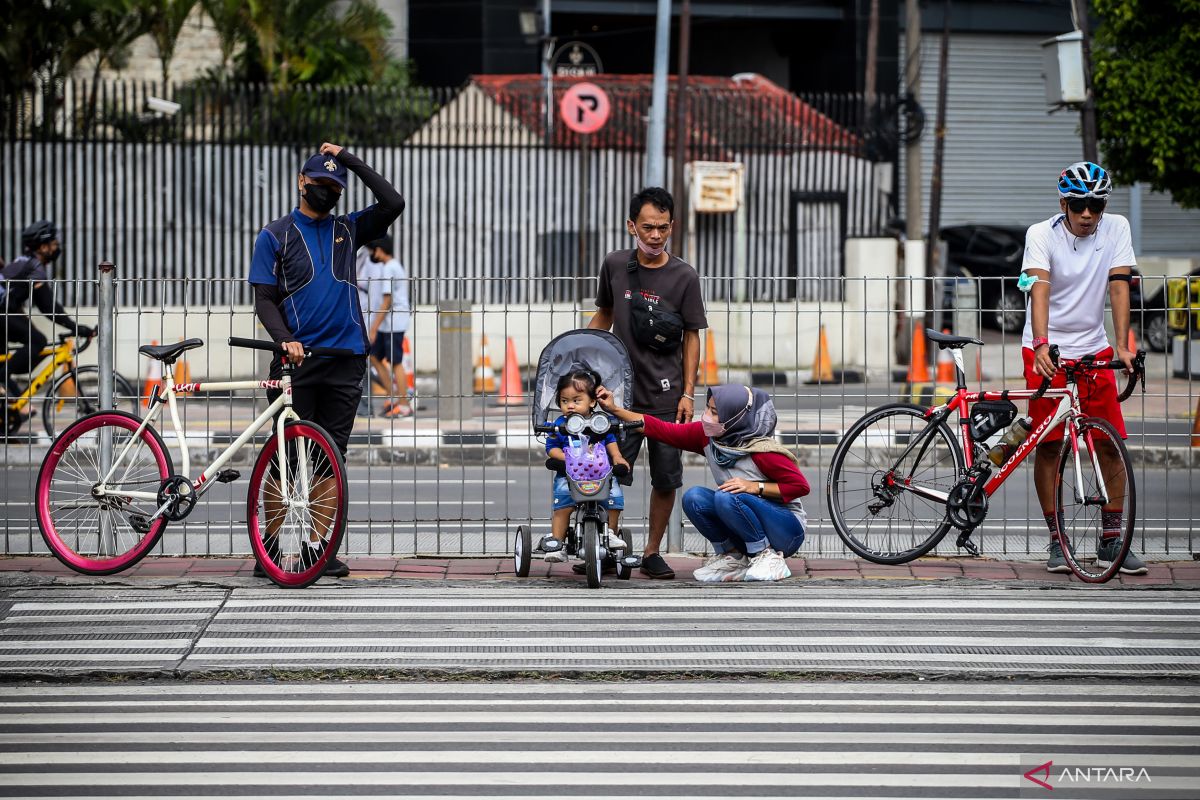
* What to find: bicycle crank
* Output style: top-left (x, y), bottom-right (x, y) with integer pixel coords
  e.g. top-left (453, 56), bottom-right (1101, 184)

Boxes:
top-left (946, 476), bottom-right (988, 531)
top-left (157, 475), bottom-right (198, 522)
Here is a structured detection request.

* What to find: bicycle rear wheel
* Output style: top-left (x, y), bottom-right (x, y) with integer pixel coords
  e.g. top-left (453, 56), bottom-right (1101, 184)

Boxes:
top-left (36, 411), bottom-right (173, 574)
top-left (43, 366), bottom-right (139, 440)
top-left (1056, 417), bottom-right (1135, 583)
top-left (827, 403), bottom-right (965, 564)
top-left (246, 421), bottom-right (348, 589)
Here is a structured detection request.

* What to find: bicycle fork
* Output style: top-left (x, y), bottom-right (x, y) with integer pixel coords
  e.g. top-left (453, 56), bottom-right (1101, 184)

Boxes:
top-left (1067, 421), bottom-right (1110, 507)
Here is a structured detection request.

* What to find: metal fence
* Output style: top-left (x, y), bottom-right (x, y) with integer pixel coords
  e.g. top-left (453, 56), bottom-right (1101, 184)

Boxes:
top-left (3, 273), bottom-right (1198, 562)
top-left (3, 79), bottom-right (895, 308)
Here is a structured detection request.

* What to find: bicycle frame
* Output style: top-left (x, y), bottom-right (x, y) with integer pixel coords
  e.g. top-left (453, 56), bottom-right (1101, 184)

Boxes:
top-left (1, 340), bottom-right (76, 412)
top-left (93, 364), bottom-right (305, 524)
top-left (901, 347), bottom-right (1105, 508)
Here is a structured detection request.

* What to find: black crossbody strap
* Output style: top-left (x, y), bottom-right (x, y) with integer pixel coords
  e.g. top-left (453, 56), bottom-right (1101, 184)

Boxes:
top-left (625, 250), bottom-right (641, 294)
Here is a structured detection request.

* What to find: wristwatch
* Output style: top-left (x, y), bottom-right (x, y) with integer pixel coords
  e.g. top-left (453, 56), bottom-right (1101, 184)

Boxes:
top-left (757, 482), bottom-right (765, 496)
top-left (1031, 336), bottom-right (1050, 350)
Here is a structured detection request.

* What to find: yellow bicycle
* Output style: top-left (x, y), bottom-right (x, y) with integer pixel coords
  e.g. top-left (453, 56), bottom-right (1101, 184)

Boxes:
top-left (1, 333), bottom-right (137, 438)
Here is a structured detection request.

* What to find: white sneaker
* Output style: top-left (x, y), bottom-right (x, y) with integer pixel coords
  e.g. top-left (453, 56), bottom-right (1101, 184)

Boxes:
top-left (744, 549), bottom-right (791, 582)
top-left (693, 553), bottom-right (750, 583)
top-left (605, 528), bottom-right (627, 549)
top-left (543, 549), bottom-right (568, 563)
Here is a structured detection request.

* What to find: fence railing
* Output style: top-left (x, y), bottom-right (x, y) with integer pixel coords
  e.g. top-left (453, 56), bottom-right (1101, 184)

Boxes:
top-left (3, 274), bottom-right (1198, 561)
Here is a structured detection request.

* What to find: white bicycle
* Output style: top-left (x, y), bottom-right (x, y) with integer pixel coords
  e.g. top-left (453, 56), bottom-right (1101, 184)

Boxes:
top-left (36, 337), bottom-right (352, 588)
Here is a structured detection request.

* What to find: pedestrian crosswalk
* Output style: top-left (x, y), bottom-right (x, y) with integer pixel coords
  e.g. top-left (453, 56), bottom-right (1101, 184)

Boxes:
top-left (0, 681), bottom-right (1197, 798)
top-left (1, 587), bottom-right (1198, 678)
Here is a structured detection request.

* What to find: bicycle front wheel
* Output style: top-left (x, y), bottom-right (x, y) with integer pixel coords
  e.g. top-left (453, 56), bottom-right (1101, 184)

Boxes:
top-left (1056, 417), bottom-right (1136, 583)
top-left (827, 403), bottom-right (965, 564)
top-left (246, 421), bottom-right (348, 589)
top-left (43, 366), bottom-right (139, 440)
top-left (36, 411), bottom-right (173, 574)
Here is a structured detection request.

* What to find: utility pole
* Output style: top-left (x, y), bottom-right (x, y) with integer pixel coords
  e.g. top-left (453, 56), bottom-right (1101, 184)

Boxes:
top-left (1072, 0), bottom-right (1099, 162)
top-left (672, 0), bottom-right (692, 257)
top-left (865, 0), bottom-right (879, 108)
top-left (926, 0), bottom-right (950, 298)
top-left (541, 0), bottom-right (553, 140)
top-left (645, 0), bottom-right (671, 187)
top-left (902, 0), bottom-right (924, 362)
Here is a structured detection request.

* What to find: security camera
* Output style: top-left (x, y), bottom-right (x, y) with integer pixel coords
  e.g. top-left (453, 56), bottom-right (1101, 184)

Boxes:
top-left (146, 96), bottom-right (181, 116)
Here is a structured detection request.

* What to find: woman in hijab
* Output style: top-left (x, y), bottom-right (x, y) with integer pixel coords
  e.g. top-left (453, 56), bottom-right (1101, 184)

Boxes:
top-left (596, 383), bottom-right (809, 582)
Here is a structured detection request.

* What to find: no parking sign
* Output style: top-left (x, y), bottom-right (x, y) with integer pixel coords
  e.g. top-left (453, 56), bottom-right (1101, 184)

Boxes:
top-left (560, 83), bottom-right (611, 135)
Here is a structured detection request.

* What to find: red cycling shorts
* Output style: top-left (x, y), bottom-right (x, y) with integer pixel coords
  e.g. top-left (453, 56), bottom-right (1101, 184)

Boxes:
top-left (1022, 346), bottom-right (1127, 444)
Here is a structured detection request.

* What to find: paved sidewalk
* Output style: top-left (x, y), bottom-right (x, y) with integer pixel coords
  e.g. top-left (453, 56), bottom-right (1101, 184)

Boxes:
top-left (3, 554), bottom-right (1198, 586)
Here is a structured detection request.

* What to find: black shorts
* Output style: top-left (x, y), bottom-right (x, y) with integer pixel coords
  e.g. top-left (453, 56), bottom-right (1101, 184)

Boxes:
top-left (369, 330), bottom-right (405, 363)
top-left (268, 355), bottom-right (366, 456)
top-left (616, 411), bottom-right (684, 492)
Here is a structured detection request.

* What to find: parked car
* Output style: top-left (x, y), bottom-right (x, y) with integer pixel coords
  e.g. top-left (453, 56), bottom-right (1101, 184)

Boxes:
top-left (939, 224), bottom-right (1028, 333)
top-left (938, 224), bottom-right (1148, 336)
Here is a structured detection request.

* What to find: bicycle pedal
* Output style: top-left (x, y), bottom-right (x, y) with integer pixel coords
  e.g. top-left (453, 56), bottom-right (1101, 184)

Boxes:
top-left (129, 514), bottom-right (152, 534)
top-left (215, 469), bottom-right (240, 484)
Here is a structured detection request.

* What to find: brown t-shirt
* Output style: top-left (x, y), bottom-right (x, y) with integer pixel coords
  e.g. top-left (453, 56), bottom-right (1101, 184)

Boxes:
top-left (595, 249), bottom-right (708, 414)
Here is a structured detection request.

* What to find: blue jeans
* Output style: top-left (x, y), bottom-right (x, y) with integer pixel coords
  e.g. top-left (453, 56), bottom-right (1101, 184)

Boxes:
top-left (681, 486), bottom-right (805, 557)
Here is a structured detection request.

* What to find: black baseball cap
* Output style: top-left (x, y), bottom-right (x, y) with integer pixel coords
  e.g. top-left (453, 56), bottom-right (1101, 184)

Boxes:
top-left (300, 153), bottom-right (348, 189)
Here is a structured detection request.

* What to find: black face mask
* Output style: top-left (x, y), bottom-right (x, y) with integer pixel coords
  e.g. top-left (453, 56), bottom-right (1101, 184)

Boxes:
top-left (302, 183), bottom-right (340, 214)
top-left (45, 247), bottom-right (61, 263)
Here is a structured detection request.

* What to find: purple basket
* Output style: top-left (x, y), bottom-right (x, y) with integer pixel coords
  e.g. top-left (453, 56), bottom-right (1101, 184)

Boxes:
top-left (565, 441), bottom-right (611, 482)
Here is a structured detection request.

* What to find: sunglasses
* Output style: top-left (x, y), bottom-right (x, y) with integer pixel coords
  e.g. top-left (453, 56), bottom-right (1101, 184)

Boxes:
top-left (1067, 197), bottom-right (1107, 214)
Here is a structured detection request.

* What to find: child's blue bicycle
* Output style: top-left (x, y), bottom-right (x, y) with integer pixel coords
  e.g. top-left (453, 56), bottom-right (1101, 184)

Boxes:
top-left (513, 330), bottom-right (642, 588)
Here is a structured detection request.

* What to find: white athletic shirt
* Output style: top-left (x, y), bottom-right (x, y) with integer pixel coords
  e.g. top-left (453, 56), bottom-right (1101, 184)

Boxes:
top-left (1020, 212), bottom-right (1136, 357)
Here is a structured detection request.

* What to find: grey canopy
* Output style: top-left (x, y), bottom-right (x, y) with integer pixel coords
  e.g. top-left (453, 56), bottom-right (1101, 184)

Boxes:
top-left (532, 329), bottom-right (633, 425)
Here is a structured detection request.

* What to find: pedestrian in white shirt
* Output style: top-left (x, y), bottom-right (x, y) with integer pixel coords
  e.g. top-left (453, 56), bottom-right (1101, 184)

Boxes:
top-left (363, 235), bottom-right (413, 418)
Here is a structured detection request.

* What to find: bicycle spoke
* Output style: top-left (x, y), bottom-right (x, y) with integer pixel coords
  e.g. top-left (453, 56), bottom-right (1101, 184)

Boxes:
top-left (828, 405), bottom-right (962, 563)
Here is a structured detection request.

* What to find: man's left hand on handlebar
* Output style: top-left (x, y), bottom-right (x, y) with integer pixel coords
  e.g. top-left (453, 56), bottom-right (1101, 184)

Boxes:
top-left (1115, 344), bottom-right (1136, 375)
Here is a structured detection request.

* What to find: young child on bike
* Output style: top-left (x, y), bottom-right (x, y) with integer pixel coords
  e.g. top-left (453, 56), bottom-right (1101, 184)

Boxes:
top-left (542, 369), bottom-right (630, 563)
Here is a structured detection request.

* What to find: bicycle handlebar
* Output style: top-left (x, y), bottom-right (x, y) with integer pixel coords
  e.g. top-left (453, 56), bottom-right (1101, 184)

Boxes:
top-left (227, 337), bottom-right (356, 359)
top-left (534, 419), bottom-right (644, 435)
top-left (1030, 345), bottom-right (1146, 403)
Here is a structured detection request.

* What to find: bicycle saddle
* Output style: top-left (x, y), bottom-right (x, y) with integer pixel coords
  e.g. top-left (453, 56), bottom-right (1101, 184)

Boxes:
top-left (926, 329), bottom-right (983, 349)
top-left (139, 338), bottom-right (204, 363)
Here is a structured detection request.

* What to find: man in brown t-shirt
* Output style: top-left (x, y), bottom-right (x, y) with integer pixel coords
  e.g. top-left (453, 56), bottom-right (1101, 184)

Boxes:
top-left (588, 187), bottom-right (707, 579)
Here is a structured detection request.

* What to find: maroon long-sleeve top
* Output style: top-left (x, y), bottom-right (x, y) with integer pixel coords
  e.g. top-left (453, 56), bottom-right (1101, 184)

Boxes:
top-left (641, 415), bottom-right (811, 503)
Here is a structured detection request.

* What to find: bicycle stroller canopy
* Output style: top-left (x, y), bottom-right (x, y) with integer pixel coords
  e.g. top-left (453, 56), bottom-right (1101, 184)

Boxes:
top-left (532, 329), bottom-right (633, 425)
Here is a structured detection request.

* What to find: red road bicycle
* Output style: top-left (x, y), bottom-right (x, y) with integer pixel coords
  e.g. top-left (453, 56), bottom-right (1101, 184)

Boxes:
top-left (827, 329), bottom-right (1146, 583)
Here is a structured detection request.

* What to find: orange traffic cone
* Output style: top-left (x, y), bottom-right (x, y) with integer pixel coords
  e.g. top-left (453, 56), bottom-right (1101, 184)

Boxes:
top-left (473, 335), bottom-right (497, 394)
top-left (140, 341), bottom-right (161, 408)
top-left (172, 340), bottom-right (192, 394)
top-left (1191, 396), bottom-right (1200, 448)
top-left (402, 335), bottom-right (417, 409)
top-left (702, 330), bottom-right (719, 385)
top-left (809, 324), bottom-right (834, 383)
top-left (935, 328), bottom-right (956, 384)
top-left (905, 326), bottom-right (930, 384)
top-left (496, 337), bottom-right (524, 406)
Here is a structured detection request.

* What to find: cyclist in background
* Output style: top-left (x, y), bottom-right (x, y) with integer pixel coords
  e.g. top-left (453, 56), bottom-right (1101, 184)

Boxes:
top-left (1022, 162), bottom-right (1147, 575)
top-left (2, 221), bottom-right (93, 398)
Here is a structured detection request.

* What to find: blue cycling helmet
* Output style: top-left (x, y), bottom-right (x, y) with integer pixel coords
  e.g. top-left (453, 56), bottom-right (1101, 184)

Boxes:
top-left (1058, 161), bottom-right (1112, 198)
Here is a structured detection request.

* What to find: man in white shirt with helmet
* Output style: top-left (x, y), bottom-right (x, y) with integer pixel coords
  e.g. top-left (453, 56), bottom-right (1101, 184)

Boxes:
top-left (1022, 161), bottom-right (1147, 575)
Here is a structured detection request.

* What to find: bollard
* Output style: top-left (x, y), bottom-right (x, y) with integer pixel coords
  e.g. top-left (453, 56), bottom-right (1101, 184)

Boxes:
top-left (97, 260), bottom-right (116, 551)
top-left (97, 261), bottom-right (116, 410)
top-left (667, 494), bottom-right (684, 554)
top-left (437, 300), bottom-right (472, 426)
